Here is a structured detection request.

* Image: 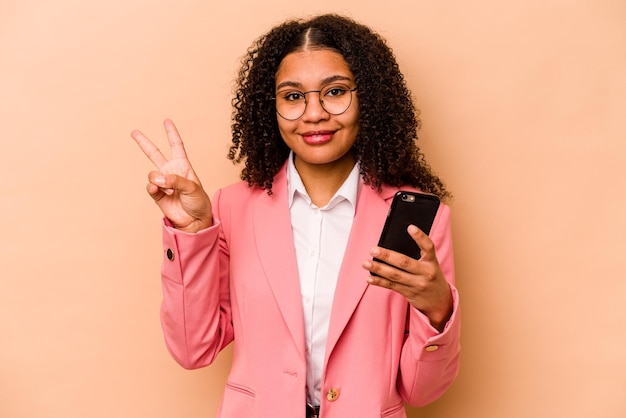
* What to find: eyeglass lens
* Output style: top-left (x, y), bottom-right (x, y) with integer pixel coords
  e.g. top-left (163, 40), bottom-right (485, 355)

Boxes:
top-left (275, 84), bottom-right (355, 120)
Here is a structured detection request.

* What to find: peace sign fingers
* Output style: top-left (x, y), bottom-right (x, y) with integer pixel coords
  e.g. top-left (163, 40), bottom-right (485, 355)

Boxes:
top-left (162, 119), bottom-right (189, 161)
top-left (131, 119), bottom-right (190, 171)
top-left (131, 129), bottom-right (168, 170)
top-left (131, 119), bottom-right (213, 233)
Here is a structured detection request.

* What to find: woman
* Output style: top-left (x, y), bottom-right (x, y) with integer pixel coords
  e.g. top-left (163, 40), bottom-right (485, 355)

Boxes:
top-left (132, 14), bottom-right (460, 418)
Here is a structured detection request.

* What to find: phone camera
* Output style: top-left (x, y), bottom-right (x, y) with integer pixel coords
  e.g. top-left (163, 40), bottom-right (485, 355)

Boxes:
top-left (401, 194), bottom-right (416, 202)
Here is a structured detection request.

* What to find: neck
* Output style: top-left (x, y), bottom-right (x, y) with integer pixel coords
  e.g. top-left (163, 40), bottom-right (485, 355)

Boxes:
top-left (294, 154), bottom-right (356, 207)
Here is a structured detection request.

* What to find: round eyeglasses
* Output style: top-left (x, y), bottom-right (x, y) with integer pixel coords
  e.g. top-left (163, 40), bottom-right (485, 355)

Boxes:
top-left (273, 84), bottom-right (357, 121)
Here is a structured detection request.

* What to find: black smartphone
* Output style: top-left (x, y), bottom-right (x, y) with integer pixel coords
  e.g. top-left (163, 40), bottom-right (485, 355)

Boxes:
top-left (376, 191), bottom-right (440, 262)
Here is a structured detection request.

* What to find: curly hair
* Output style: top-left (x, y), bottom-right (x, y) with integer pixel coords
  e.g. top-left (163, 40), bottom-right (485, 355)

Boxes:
top-left (228, 14), bottom-right (451, 201)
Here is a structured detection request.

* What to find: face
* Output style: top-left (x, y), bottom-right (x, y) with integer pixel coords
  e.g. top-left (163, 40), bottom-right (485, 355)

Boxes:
top-left (274, 49), bottom-right (359, 174)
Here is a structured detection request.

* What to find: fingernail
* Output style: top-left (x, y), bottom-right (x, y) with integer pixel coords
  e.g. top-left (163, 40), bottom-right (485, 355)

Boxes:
top-left (408, 225), bottom-right (418, 233)
top-left (370, 247), bottom-right (380, 256)
top-left (154, 176), bottom-right (165, 185)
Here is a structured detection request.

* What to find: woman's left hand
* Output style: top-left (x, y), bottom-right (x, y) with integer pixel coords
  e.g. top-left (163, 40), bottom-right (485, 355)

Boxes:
top-left (362, 224), bottom-right (453, 332)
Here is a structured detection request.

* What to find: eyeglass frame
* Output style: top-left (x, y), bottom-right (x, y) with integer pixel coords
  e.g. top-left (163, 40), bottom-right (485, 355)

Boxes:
top-left (272, 86), bottom-right (358, 121)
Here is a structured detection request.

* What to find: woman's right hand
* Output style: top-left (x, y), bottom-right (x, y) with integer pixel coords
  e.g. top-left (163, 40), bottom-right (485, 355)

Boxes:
top-left (131, 119), bottom-right (213, 233)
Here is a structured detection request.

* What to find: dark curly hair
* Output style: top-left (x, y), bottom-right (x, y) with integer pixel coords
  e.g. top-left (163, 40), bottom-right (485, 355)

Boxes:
top-left (228, 14), bottom-right (451, 201)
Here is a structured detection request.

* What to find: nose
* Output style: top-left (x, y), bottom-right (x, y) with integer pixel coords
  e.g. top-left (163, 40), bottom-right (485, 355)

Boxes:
top-left (301, 91), bottom-right (330, 122)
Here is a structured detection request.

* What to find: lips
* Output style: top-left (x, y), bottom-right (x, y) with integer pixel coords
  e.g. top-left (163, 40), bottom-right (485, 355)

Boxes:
top-left (301, 130), bottom-right (335, 145)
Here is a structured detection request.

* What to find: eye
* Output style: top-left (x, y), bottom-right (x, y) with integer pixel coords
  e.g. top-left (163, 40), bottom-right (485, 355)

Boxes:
top-left (279, 91), bottom-right (305, 102)
top-left (323, 85), bottom-right (349, 98)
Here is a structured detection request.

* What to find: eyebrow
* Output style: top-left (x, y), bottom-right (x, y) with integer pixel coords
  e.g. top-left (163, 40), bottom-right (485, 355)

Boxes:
top-left (275, 75), bottom-right (353, 91)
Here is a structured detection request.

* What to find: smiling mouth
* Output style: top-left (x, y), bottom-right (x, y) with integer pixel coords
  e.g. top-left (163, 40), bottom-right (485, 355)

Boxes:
top-left (302, 130), bottom-right (335, 145)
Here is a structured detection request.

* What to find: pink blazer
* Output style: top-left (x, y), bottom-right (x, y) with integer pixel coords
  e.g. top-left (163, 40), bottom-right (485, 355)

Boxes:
top-left (159, 165), bottom-right (461, 418)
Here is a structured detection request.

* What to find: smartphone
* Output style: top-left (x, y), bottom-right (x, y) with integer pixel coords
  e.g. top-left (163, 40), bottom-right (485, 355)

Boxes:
top-left (376, 191), bottom-right (440, 262)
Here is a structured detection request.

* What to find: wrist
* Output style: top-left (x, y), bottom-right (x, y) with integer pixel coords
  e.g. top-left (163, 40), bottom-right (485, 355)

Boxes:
top-left (173, 217), bottom-right (213, 233)
top-left (429, 306), bottom-right (453, 333)
top-left (191, 218), bottom-right (214, 233)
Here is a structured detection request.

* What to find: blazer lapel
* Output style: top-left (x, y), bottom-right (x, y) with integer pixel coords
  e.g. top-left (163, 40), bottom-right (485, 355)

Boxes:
top-left (325, 184), bottom-right (398, 357)
top-left (252, 166), bottom-right (306, 360)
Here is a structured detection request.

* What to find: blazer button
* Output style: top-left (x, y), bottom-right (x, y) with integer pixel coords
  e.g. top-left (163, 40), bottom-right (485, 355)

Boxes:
top-left (326, 388), bottom-right (340, 402)
top-left (166, 248), bottom-right (175, 261)
top-left (425, 345), bottom-right (439, 352)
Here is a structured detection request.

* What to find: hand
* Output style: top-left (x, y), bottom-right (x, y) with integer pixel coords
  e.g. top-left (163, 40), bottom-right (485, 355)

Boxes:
top-left (362, 225), bottom-right (453, 332)
top-left (131, 119), bottom-right (213, 233)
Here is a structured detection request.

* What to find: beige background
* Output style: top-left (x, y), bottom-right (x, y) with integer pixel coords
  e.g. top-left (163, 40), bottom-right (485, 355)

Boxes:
top-left (1, 0), bottom-right (625, 417)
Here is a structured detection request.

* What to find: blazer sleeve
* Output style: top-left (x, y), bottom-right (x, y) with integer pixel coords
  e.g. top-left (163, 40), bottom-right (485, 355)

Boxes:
top-left (397, 203), bottom-right (461, 406)
top-left (159, 188), bottom-right (234, 369)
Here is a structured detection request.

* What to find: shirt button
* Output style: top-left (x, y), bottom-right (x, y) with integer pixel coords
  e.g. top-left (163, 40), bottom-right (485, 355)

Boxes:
top-left (326, 388), bottom-right (340, 402)
top-left (425, 345), bottom-right (439, 352)
top-left (166, 248), bottom-right (175, 261)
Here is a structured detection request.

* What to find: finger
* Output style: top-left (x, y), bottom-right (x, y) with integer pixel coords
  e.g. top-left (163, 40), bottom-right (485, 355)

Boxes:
top-left (131, 129), bottom-right (168, 169)
top-left (363, 261), bottom-right (413, 297)
top-left (145, 173), bottom-right (174, 199)
top-left (363, 256), bottom-right (411, 284)
top-left (369, 246), bottom-right (416, 274)
top-left (146, 182), bottom-right (171, 200)
top-left (148, 171), bottom-right (197, 195)
top-left (366, 272), bottom-right (400, 291)
top-left (407, 225), bottom-right (436, 261)
top-left (163, 119), bottom-right (189, 160)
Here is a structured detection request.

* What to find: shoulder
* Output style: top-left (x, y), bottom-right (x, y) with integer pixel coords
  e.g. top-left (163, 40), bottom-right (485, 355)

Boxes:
top-left (384, 184), bottom-right (451, 210)
top-left (212, 180), bottom-right (265, 215)
top-left (217, 161), bottom-right (289, 200)
top-left (213, 164), bottom-right (289, 211)
top-left (220, 179), bottom-right (262, 197)
top-left (375, 184), bottom-right (452, 228)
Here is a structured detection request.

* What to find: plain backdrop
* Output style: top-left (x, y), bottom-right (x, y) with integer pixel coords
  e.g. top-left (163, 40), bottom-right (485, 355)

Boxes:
top-left (1, 0), bottom-right (625, 417)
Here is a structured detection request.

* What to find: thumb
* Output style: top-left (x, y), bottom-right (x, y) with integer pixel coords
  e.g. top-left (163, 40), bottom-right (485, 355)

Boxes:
top-left (149, 172), bottom-right (198, 195)
top-left (408, 224), bottom-right (436, 260)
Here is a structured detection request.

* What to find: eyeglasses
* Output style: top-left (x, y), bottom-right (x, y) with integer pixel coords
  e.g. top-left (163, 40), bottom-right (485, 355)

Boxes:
top-left (273, 84), bottom-right (357, 121)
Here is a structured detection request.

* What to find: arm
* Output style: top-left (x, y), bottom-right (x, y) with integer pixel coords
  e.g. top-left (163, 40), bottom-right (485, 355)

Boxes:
top-left (400, 204), bottom-right (461, 405)
top-left (159, 191), bottom-right (235, 369)
top-left (363, 204), bottom-right (461, 406)
top-left (131, 120), bottom-right (233, 368)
